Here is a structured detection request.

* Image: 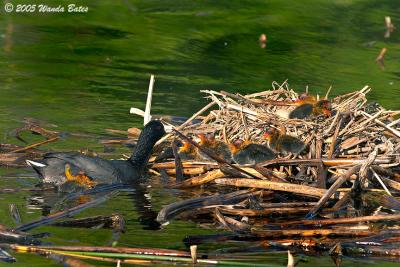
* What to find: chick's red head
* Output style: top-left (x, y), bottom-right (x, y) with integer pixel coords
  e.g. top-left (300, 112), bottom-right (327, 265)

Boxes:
top-left (263, 128), bottom-right (279, 139)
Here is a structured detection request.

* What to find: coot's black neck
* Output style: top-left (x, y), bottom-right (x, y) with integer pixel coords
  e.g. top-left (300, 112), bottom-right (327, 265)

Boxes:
top-left (129, 131), bottom-right (157, 173)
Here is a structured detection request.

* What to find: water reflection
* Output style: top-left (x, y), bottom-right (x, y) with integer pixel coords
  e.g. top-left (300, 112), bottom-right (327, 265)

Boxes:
top-left (27, 181), bottom-right (161, 230)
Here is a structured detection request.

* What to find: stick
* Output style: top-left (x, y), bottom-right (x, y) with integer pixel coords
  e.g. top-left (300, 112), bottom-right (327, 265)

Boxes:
top-left (328, 116), bottom-right (343, 158)
top-left (217, 207), bottom-right (313, 216)
top-left (256, 158), bottom-right (391, 168)
top-left (165, 167), bottom-right (207, 175)
top-left (376, 48), bottom-right (387, 62)
top-left (286, 214), bottom-right (400, 227)
top-left (287, 250), bottom-right (294, 267)
top-left (0, 230), bottom-right (39, 245)
top-left (371, 168), bottom-right (392, 196)
top-left (305, 165), bottom-right (361, 219)
top-left (214, 178), bottom-right (327, 198)
top-left (11, 245), bottom-right (191, 257)
top-left (157, 190), bottom-right (260, 223)
top-left (172, 169), bottom-right (224, 188)
top-left (315, 138), bottom-right (327, 188)
top-left (325, 86), bottom-right (332, 99)
top-left (251, 228), bottom-right (374, 238)
top-left (360, 111), bottom-right (400, 138)
top-left (190, 245), bottom-right (197, 264)
top-left (144, 74), bottom-right (155, 125)
top-left (380, 176), bottom-right (400, 191)
top-left (9, 204), bottom-right (21, 226)
top-left (155, 101), bottom-right (216, 146)
top-left (151, 161), bottom-right (218, 169)
top-left (9, 137), bottom-right (59, 153)
top-left (220, 90), bottom-right (260, 106)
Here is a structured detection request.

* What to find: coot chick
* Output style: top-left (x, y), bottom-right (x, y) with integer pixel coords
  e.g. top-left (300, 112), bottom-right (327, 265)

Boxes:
top-left (264, 128), bottom-right (305, 155)
top-left (289, 93), bottom-right (332, 119)
top-left (313, 99), bottom-right (332, 117)
top-left (229, 139), bottom-right (275, 165)
top-left (26, 120), bottom-right (166, 187)
top-left (197, 134), bottom-right (232, 162)
top-left (177, 140), bottom-right (198, 160)
top-left (64, 163), bottom-right (95, 188)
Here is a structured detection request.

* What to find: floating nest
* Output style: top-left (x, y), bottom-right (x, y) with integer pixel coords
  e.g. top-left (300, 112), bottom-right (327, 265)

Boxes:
top-left (153, 81), bottom-right (400, 260)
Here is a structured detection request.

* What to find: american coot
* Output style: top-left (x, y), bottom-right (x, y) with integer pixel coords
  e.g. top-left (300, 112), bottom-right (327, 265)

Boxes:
top-left (229, 139), bottom-right (275, 165)
top-left (289, 93), bottom-right (332, 119)
top-left (26, 120), bottom-right (166, 187)
top-left (264, 128), bottom-right (305, 155)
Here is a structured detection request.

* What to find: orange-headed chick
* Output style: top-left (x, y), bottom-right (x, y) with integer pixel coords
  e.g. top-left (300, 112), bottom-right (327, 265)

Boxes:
top-left (197, 133), bottom-right (232, 162)
top-left (229, 139), bottom-right (275, 165)
top-left (65, 164), bottom-right (96, 189)
top-left (264, 128), bottom-right (305, 155)
top-left (177, 140), bottom-right (198, 160)
top-left (314, 99), bottom-right (332, 117)
top-left (289, 93), bottom-right (332, 119)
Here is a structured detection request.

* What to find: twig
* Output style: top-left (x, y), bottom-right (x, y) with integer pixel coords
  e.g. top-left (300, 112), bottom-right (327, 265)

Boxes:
top-left (305, 165), bottom-right (361, 219)
top-left (325, 86), bottom-right (332, 99)
top-left (156, 101), bottom-right (216, 146)
top-left (9, 137), bottom-right (59, 153)
top-left (157, 190), bottom-right (260, 223)
top-left (144, 74), bottom-right (155, 125)
top-left (328, 115), bottom-right (343, 158)
top-left (371, 168), bottom-right (392, 196)
top-left (284, 213), bottom-right (400, 227)
top-left (172, 169), bottom-right (224, 188)
top-left (214, 178), bottom-right (327, 198)
top-left (360, 111), bottom-right (400, 138)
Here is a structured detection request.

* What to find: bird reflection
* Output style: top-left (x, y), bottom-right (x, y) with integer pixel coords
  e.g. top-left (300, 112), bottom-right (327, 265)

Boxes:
top-left (28, 180), bottom-right (161, 230)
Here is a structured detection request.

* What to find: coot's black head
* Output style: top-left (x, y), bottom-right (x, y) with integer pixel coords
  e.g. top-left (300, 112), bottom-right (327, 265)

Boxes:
top-left (141, 120), bottom-right (166, 143)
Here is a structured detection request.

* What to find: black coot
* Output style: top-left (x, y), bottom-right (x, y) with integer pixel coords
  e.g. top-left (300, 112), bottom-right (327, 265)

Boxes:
top-left (26, 120), bottom-right (166, 187)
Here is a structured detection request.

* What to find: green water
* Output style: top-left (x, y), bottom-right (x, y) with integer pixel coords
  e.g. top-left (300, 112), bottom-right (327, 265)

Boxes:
top-left (1, 0), bottom-right (400, 266)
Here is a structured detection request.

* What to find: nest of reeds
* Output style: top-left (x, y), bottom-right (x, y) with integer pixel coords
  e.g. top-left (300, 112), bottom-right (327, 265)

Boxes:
top-left (153, 81), bottom-right (400, 259)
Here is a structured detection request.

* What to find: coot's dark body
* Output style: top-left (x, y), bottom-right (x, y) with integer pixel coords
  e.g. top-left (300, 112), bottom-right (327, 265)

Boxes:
top-left (27, 120), bottom-right (165, 187)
